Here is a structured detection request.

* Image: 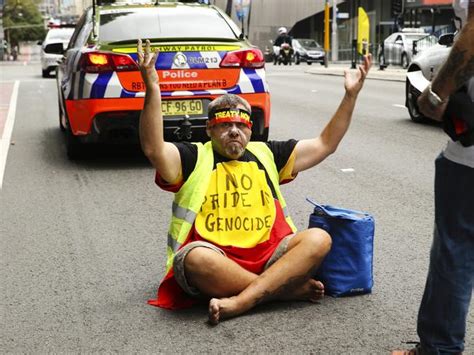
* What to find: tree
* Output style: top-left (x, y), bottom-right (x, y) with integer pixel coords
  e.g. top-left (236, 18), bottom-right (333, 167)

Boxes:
top-left (3, 0), bottom-right (46, 46)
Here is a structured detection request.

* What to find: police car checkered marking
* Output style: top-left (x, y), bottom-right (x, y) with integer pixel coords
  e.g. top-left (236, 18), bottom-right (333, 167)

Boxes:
top-left (255, 68), bottom-right (269, 92)
top-left (120, 90), bottom-right (136, 98)
top-left (104, 72), bottom-right (123, 98)
top-left (148, 51), bottom-right (227, 70)
top-left (90, 72), bottom-right (113, 99)
top-left (243, 68), bottom-right (264, 93)
top-left (170, 91), bottom-right (194, 96)
top-left (236, 68), bottom-right (255, 94)
top-left (81, 73), bottom-right (99, 99)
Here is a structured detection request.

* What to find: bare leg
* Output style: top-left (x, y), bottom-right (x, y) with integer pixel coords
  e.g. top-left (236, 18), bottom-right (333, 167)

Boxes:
top-left (184, 247), bottom-right (258, 298)
top-left (208, 228), bottom-right (331, 324)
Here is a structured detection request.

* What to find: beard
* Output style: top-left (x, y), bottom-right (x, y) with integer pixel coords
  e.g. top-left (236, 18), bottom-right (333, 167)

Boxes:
top-left (225, 141), bottom-right (245, 158)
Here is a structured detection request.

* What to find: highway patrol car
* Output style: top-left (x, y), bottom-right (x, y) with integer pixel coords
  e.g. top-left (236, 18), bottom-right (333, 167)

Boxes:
top-left (56, 1), bottom-right (269, 158)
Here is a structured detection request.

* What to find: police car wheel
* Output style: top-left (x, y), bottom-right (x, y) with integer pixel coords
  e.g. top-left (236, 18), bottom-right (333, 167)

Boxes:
top-left (42, 69), bottom-right (49, 78)
top-left (295, 54), bottom-right (300, 65)
top-left (65, 125), bottom-right (84, 160)
top-left (307, 62), bottom-right (312, 65)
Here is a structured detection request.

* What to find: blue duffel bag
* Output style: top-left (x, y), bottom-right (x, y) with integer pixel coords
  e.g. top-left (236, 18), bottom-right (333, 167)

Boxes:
top-left (307, 199), bottom-right (375, 297)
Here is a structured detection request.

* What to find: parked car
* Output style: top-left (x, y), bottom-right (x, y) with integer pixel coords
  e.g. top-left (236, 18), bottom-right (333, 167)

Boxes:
top-left (405, 33), bottom-right (454, 123)
top-left (39, 27), bottom-right (75, 78)
top-left (292, 38), bottom-right (325, 65)
top-left (379, 28), bottom-right (427, 69)
top-left (53, 1), bottom-right (269, 159)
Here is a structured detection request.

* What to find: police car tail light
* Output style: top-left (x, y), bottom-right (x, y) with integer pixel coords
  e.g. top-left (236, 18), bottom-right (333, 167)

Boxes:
top-left (82, 52), bottom-right (113, 73)
top-left (82, 52), bottom-right (137, 73)
top-left (220, 49), bottom-right (265, 69)
top-left (111, 54), bottom-right (138, 72)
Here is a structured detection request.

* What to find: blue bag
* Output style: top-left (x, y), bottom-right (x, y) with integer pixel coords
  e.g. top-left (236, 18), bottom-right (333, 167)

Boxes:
top-left (307, 199), bottom-right (375, 297)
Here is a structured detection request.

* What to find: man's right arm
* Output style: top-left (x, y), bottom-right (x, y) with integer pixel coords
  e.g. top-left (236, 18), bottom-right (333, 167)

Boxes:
top-left (137, 39), bottom-right (181, 183)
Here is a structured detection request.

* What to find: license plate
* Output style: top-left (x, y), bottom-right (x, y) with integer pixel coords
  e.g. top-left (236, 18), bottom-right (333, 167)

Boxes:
top-left (161, 99), bottom-right (204, 116)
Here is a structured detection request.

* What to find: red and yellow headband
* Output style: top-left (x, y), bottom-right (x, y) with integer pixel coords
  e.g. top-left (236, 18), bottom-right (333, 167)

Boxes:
top-left (208, 108), bottom-right (252, 128)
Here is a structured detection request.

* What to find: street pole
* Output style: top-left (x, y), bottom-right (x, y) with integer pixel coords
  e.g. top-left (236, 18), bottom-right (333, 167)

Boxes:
top-left (324, 1), bottom-right (329, 67)
top-left (331, 0), bottom-right (338, 62)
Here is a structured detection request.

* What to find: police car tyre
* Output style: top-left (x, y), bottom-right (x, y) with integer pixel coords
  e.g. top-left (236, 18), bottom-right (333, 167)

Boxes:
top-left (307, 62), bottom-right (312, 65)
top-left (406, 80), bottom-right (429, 123)
top-left (402, 53), bottom-right (409, 69)
top-left (65, 125), bottom-right (83, 160)
top-left (42, 69), bottom-right (49, 78)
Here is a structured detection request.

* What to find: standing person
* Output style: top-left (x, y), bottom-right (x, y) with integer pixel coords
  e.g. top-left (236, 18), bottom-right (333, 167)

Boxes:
top-left (137, 38), bottom-right (372, 324)
top-left (393, 0), bottom-right (474, 353)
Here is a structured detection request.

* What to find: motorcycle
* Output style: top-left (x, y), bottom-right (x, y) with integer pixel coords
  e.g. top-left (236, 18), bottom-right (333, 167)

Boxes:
top-left (277, 43), bottom-right (293, 65)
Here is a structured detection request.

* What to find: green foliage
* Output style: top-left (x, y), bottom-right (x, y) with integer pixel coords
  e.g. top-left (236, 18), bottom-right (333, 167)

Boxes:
top-left (3, 0), bottom-right (46, 45)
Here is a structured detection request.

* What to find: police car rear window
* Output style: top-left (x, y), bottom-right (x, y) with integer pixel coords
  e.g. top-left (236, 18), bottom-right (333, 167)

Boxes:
top-left (99, 7), bottom-right (238, 42)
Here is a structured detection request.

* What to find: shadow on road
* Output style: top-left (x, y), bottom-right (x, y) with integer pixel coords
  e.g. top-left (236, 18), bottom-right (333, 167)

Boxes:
top-left (40, 127), bottom-right (152, 171)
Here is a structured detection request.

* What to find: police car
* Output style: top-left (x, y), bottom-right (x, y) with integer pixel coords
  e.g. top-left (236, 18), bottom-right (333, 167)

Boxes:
top-left (55, 1), bottom-right (269, 159)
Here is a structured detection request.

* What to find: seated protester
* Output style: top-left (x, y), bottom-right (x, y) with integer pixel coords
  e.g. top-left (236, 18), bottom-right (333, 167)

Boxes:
top-left (137, 38), bottom-right (372, 325)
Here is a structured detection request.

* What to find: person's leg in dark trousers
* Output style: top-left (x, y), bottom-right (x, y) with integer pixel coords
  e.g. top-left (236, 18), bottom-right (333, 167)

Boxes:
top-left (417, 154), bottom-right (474, 354)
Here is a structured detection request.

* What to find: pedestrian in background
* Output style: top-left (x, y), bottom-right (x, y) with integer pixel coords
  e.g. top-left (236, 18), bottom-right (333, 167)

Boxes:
top-left (392, 0), bottom-right (474, 354)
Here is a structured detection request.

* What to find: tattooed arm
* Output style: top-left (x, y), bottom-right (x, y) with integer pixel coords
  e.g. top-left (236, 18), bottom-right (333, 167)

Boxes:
top-left (417, 4), bottom-right (474, 121)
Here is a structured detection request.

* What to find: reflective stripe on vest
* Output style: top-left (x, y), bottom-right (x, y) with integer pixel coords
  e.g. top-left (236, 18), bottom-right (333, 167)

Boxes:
top-left (165, 141), bottom-right (297, 272)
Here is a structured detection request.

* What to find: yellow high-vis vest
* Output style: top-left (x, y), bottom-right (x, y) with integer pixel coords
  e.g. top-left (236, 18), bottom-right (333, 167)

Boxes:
top-left (165, 141), bottom-right (297, 272)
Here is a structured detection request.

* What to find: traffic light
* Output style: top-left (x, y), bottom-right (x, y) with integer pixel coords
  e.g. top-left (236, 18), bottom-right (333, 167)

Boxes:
top-left (392, 0), bottom-right (403, 16)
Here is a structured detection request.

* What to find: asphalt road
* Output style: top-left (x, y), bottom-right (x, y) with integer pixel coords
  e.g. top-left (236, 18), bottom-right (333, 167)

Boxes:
top-left (1, 62), bottom-right (472, 354)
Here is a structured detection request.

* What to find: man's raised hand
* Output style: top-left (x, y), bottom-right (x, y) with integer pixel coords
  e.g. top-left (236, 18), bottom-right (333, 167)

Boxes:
top-left (344, 53), bottom-right (372, 99)
top-left (137, 39), bottom-right (160, 89)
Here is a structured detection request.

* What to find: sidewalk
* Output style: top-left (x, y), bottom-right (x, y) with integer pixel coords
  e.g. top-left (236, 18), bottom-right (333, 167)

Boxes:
top-left (305, 62), bottom-right (407, 82)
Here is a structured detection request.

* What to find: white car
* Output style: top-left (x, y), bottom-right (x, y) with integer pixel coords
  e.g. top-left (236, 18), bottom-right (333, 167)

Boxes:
top-left (379, 28), bottom-right (428, 69)
top-left (405, 33), bottom-right (454, 122)
top-left (39, 27), bottom-right (74, 78)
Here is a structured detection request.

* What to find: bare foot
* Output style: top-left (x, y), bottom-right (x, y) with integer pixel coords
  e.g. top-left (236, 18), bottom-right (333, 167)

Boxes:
top-left (282, 279), bottom-right (324, 302)
top-left (208, 297), bottom-right (243, 325)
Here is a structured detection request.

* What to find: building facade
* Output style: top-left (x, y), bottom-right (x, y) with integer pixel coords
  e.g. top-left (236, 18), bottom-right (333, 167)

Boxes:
top-left (214, 0), bottom-right (455, 61)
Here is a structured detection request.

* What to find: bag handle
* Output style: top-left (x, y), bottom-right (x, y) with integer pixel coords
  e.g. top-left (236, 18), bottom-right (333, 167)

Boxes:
top-left (306, 198), bottom-right (371, 221)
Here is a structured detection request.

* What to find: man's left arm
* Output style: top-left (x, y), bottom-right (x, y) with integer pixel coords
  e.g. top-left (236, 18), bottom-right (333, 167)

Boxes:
top-left (292, 54), bottom-right (372, 174)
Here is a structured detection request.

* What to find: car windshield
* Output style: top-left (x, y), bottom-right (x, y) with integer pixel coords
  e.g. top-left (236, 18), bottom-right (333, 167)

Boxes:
top-left (99, 6), bottom-right (239, 42)
top-left (404, 34), bottom-right (426, 42)
top-left (298, 39), bottom-right (320, 48)
top-left (47, 29), bottom-right (74, 40)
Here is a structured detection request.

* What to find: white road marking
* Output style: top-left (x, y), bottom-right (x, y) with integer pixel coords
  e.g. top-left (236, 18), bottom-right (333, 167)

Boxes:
top-left (392, 104), bottom-right (405, 108)
top-left (340, 168), bottom-right (355, 173)
top-left (0, 80), bottom-right (20, 189)
top-left (311, 89), bottom-right (318, 92)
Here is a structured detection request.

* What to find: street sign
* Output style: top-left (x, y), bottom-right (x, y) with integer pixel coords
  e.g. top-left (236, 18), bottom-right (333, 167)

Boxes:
top-left (337, 12), bottom-right (349, 19)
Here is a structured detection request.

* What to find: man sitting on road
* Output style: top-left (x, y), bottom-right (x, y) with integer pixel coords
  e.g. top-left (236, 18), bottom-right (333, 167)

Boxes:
top-left (138, 38), bottom-right (372, 324)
